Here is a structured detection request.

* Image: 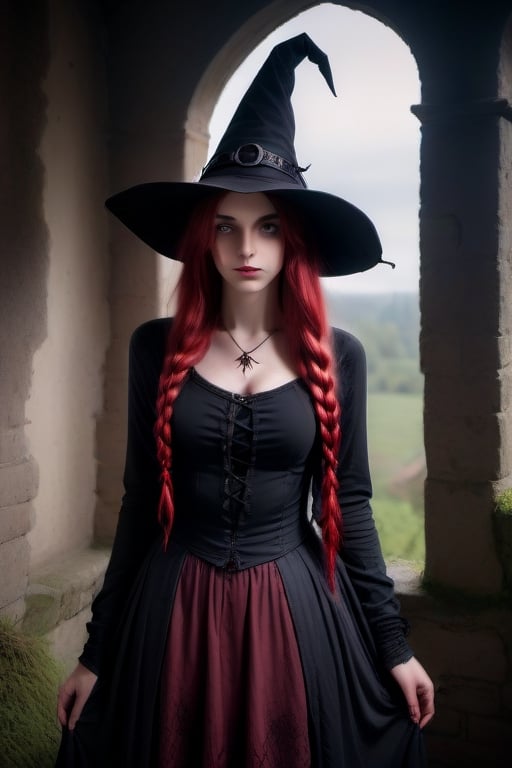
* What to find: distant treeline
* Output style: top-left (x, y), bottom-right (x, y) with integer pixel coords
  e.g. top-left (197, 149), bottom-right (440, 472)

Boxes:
top-left (324, 291), bottom-right (423, 395)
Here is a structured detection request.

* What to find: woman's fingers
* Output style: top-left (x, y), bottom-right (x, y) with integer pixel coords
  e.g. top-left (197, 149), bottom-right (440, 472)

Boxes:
top-left (57, 663), bottom-right (98, 730)
top-left (57, 683), bottom-right (74, 727)
top-left (390, 657), bottom-right (435, 729)
top-left (417, 681), bottom-right (435, 728)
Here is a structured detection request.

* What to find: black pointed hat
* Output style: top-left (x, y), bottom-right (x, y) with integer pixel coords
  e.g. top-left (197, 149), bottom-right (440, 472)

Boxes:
top-left (106, 33), bottom-right (382, 276)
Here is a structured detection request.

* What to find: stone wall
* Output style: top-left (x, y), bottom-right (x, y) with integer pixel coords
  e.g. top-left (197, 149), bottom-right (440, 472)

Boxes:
top-left (0, 0), bottom-right (109, 618)
top-left (0, 3), bottom-right (50, 622)
top-left (2, 1), bottom-right (512, 765)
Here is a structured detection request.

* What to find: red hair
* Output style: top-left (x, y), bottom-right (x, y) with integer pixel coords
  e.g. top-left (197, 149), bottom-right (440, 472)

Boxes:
top-left (154, 192), bottom-right (342, 590)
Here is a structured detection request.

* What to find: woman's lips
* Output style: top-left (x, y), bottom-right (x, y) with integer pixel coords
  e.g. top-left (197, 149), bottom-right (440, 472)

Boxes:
top-left (234, 267), bottom-right (261, 274)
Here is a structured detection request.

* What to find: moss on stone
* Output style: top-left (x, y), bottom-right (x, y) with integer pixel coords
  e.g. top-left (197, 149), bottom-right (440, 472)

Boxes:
top-left (493, 491), bottom-right (512, 594)
top-left (23, 592), bottom-right (60, 636)
top-left (496, 488), bottom-right (512, 515)
top-left (0, 619), bottom-right (61, 767)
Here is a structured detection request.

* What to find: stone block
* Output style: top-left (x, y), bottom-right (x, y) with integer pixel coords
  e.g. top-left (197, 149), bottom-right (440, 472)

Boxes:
top-left (0, 425), bottom-right (27, 465)
top-left (424, 480), bottom-right (502, 592)
top-left (421, 253), bottom-right (500, 339)
top-left (45, 606), bottom-right (92, 675)
top-left (95, 461), bottom-right (124, 506)
top-left (502, 682), bottom-right (512, 713)
top-left (23, 588), bottom-right (61, 635)
top-left (425, 732), bottom-right (508, 768)
top-left (421, 332), bottom-right (510, 379)
top-left (420, 332), bottom-right (462, 376)
top-left (410, 619), bottom-right (507, 683)
top-left (427, 705), bottom-right (464, 738)
top-left (468, 714), bottom-right (512, 748)
top-left (500, 364), bottom-right (512, 411)
top-left (461, 334), bottom-right (508, 374)
top-left (0, 597), bottom-right (25, 624)
top-left (93, 497), bottom-right (120, 544)
top-left (0, 501), bottom-right (32, 544)
top-left (0, 537), bottom-right (29, 609)
top-left (23, 547), bottom-right (109, 635)
top-left (424, 406), bottom-right (502, 482)
top-left (0, 456), bottom-right (38, 507)
top-left (436, 676), bottom-right (500, 716)
top-left (388, 561), bottom-right (423, 595)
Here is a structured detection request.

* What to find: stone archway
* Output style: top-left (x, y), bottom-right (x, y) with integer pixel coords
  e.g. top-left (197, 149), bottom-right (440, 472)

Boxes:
top-left (97, 0), bottom-right (512, 595)
top-left (3, 1), bottom-right (510, 763)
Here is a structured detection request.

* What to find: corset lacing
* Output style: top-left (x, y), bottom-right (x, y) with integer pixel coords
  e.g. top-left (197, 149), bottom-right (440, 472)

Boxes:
top-left (222, 395), bottom-right (255, 570)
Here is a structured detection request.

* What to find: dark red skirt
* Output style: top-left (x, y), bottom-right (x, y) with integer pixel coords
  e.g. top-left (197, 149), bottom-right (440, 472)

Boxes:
top-left (158, 554), bottom-right (311, 768)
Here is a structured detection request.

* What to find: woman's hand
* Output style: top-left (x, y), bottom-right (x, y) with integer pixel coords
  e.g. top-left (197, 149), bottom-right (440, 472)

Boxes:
top-left (390, 656), bottom-right (435, 729)
top-left (57, 662), bottom-right (98, 730)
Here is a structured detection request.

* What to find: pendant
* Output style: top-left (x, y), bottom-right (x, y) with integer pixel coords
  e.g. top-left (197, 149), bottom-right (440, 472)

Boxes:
top-left (235, 352), bottom-right (259, 375)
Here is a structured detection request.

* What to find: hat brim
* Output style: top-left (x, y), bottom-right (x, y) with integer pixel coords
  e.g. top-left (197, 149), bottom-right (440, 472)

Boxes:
top-left (105, 177), bottom-right (382, 277)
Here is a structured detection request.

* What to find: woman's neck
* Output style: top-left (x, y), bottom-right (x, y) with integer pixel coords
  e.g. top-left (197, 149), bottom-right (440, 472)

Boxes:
top-left (220, 286), bottom-right (282, 337)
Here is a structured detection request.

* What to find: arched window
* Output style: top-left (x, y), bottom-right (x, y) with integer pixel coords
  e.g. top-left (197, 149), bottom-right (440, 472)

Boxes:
top-left (208, 4), bottom-right (424, 564)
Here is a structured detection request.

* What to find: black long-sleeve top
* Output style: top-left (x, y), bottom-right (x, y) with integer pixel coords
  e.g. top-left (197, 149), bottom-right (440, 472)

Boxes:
top-left (80, 318), bottom-right (412, 675)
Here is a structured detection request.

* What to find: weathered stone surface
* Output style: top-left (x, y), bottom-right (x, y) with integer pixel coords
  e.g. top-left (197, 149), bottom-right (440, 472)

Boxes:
top-left (23, 547), bottom-right (109, 635)
top-left (437, 677), bottom-right (501, 716)
top-left (424, 406), bottom-right (503, 482)
top-left (408, 619), bottom-right (507, 683)
top-left (0, 501), bottom-right (32, 544)
top-left (45, 606), bottom-right (92, 675)
top-left (502, 682), bottom-right (512, 713)
top-left (0, 537), bottom-right (29, 609)
top-left (425, 731), bottom-right (509, 768)
top-left (427, 705), bottom-right (464, 738)
top-left (421, 332), bottom-right (510, 378)
top-left (424, 479), bottom-right (502, 592)
top-left (468, 713), bottom-right (512, 747)
top-left (388, 562), bottom-right (424, 596)
top-left (0, 456), bottom-right (38, 507)
top-left (0, 425), bottom-right (27, 465)
top-left (0, 597), bottom-right (25, 624)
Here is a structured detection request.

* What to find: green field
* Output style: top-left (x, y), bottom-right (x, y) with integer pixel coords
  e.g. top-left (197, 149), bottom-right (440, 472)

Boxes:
top-left (366, 392), bottom-right (425, 565)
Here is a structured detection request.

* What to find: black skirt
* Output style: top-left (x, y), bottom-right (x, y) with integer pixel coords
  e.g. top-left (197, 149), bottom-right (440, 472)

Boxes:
top-left (56, 536), bottom-right (425, 768)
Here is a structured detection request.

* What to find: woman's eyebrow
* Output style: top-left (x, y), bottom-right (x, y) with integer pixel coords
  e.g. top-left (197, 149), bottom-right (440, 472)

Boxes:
top-left (214, 212), bottom-right (279, 221)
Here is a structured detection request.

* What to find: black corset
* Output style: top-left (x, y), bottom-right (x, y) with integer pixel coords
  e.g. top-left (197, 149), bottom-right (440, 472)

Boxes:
top-left (170, 370), bottom-right (317, 570)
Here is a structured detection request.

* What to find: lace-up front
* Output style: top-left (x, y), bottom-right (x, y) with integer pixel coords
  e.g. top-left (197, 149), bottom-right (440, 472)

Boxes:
top-left (170, 369), bottom-right (316, 570)
top-left (222, 396), bottom-right (254, 570)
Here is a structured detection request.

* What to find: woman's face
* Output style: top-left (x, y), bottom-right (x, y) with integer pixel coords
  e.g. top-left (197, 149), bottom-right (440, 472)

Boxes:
top-left (211, 192), bottom-right (284, 295)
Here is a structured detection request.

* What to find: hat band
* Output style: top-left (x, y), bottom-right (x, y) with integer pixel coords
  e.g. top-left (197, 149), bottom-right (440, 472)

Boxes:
top-left (201, 143), bottom-right (307, 186)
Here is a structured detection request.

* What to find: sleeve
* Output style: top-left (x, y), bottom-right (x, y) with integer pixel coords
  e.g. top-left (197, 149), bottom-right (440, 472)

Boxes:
top-left (78, 319), bottom-right (169, 675)
top-left (313, 327), bottom-right (413, 670)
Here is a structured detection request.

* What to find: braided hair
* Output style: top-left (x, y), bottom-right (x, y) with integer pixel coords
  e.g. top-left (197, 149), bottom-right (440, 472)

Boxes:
top-left (269, 194), bottom-right (342, 590)
top-left (154, 192), bottom-right (343, 589)
top-left (153, 195), bottom-right (222, 544)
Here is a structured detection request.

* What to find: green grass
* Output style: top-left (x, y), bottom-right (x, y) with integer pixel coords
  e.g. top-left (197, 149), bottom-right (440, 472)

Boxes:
top-left (0, 619), bottom-right (62, 767)
top-left (367, 393), bottom-right (425, 565)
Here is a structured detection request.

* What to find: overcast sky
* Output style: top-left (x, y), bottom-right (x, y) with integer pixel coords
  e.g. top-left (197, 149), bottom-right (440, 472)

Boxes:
top-left (209, 4), bottom-right (421, 294)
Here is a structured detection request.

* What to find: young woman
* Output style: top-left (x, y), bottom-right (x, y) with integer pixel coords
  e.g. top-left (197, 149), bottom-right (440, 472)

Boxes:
top-left (57, 34), bottom-right (434, 767)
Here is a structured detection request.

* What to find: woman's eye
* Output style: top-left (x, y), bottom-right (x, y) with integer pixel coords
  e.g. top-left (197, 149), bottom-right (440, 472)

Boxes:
top-left (216, 224), bottom-right (232, 234)
top-left (261, 222), bottom-right (279, 235)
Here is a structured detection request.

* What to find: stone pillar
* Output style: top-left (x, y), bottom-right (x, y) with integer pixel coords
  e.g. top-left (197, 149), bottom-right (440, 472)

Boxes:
top-left (414, 98), bottom-right (512, 593)
top-left (94, 11), bottom-right (193, 542)
top-left (0, 3), bottom-right (50, 619)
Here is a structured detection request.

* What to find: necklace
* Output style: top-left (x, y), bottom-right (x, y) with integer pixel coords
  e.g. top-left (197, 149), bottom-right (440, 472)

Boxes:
top-left (224, 328), bottom-right (276, 375)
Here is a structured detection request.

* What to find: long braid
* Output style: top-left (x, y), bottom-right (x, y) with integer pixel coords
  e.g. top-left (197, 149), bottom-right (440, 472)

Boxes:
top-left (154, 331), bottom-right (210, 546)
top-left (295, 333), bottom-right (341, 591)
top-left (270, 194), bottom-right (343, 591)
top-left (154, 192), bottom-right (223, 547)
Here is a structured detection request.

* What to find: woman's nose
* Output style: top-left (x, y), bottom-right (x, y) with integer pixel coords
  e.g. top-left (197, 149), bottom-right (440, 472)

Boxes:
top-left (239, 229), bottom-right (255, 259)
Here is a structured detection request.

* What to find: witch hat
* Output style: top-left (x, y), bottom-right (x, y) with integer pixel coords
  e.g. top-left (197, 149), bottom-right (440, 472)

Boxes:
top-left (106, 33), bottom-right (382, 276)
